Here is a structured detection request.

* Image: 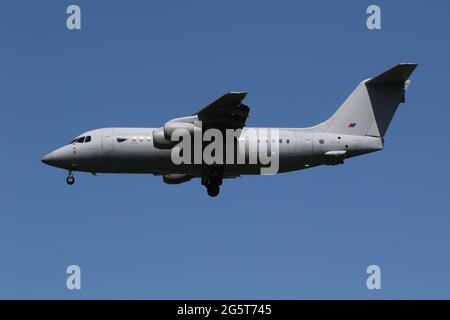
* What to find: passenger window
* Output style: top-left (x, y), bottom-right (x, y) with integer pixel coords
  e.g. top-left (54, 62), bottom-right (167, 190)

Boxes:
top-left (279, 139), bottom-right (282, 143)
top-left (76, 137), bottom-right (85, 143)
top-left (85, 136), bottom-right (91, 143)
top-left (286, 139), bottom-right (290, 144)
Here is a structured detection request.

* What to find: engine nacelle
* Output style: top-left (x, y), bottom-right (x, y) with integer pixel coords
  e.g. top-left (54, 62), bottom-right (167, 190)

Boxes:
top-left (163, 174), bottom-right (192, 185)
top-left (153, 128), bottom-right (177, 149)
top-left (163, 121), bottom-right (195, 140)
top-left (153, 120), bottom-right (199, 150)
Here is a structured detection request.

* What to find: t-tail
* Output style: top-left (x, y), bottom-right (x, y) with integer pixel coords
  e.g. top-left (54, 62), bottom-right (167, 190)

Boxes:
top-left (318, 63), bottom-right (417, 138)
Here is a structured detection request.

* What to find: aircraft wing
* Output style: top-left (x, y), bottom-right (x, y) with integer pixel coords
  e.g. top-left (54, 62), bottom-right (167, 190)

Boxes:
top-left (193, 92), bottom-right (250, 129)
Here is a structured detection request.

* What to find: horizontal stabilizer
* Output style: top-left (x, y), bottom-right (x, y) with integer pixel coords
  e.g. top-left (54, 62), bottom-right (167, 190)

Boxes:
top-left (366, 63), bottom-right (417, 86)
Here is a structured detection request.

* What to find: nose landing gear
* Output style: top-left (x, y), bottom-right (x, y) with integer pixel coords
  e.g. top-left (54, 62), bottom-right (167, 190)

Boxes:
top-left (66, 171), bottom-right (75, 185)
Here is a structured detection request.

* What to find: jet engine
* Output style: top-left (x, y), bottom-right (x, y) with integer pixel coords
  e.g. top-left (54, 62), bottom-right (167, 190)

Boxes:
top-left (153, 120), bottom-right (199, 149)
top-left (163, 174), bottom-right (192, 184)
top-left (153, 128), bottom-right (177, 149)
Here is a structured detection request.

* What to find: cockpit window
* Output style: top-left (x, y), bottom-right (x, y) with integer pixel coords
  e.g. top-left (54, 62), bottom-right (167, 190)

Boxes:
top-left (68, 135), bottom-right (91, 145)
top-left (117, 137), bottom-right (127, 143)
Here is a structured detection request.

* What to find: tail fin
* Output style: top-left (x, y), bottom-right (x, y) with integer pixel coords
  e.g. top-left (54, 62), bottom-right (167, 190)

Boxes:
top-left (320, 63), bottom-right (417, 137)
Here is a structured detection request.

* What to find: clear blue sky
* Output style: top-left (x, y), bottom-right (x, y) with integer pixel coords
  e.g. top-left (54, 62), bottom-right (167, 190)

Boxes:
top-left (1, 0), bottom-right (449, 299)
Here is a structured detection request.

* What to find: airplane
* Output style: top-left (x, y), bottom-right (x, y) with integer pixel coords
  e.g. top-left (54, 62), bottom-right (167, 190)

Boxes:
top-left (42, 63), bottom-right (417, 197)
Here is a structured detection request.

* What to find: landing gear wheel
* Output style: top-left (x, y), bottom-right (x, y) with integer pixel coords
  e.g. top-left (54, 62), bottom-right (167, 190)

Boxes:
top-left (66, 175), bottom-right (75, 185)
top-left (202, 165), bottom-right (223, 197)
top-left (207, 184), bottom-right (220, 197)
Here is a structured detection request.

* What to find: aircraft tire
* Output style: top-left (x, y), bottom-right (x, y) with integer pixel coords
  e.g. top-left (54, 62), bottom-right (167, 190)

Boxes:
top-left (66, 175), bottom-right (75, 185)
top-left (207, 184), bottom-right (220, 197)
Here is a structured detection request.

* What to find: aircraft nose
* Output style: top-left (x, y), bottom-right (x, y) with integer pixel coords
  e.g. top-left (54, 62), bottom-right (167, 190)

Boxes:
top-left (41, 146), bottom-right (73, 168)
top-left (41, 151), bottom-right (57, 166)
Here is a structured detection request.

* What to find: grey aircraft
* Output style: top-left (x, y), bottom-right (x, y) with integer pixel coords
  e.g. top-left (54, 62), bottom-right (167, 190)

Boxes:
top-left (42, 64), bottom-right (417, 197)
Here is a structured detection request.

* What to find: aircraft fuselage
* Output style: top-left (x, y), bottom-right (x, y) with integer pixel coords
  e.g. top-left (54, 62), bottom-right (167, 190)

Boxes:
top-left (42, 127), bottom-right (383, 177)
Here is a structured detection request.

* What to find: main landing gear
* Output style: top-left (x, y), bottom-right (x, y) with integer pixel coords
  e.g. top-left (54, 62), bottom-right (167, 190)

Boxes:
top-left (66, 171), bottom-right (75, 185)
top-left (207, 184), bottom-right (220, 197)
top-left (202, 166), bottom-right (223, 197)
